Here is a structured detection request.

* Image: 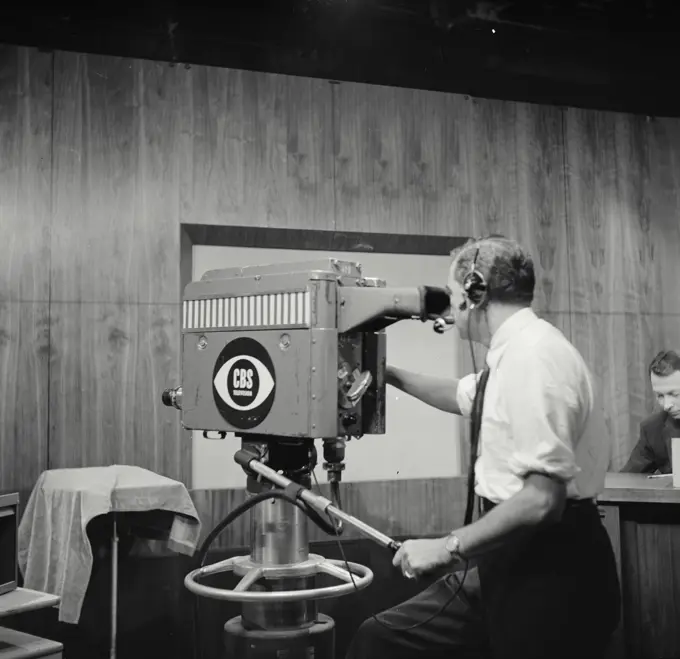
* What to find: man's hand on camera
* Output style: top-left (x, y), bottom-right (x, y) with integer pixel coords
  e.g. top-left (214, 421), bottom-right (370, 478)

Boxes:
top-left (392, 538), bottom-right (452, 579)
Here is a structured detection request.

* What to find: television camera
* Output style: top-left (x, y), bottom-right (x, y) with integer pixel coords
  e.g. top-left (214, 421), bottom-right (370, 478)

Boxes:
top-left (162, 258), bottom-right (452, 658)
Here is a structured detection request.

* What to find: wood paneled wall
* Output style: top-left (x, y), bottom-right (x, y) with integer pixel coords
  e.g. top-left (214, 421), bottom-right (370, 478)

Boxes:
top-left (566, 110), bottom-right (680, 467)
top-left (47, 51), bottom-right (188, 482)
top-left (191, 478), bottom-right (469, 549)
top-left (0, 47), bottom-right (52, 504)
top-left (1, 44), bottom-right (680, 541)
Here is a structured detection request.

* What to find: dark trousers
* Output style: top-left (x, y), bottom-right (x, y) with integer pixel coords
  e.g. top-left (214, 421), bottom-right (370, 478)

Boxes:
top-left (345, 501), bottom-right (621, 659)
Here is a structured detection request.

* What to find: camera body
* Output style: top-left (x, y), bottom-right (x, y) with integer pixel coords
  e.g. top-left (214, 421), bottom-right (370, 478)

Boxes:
top-left (165, 257), bottom-right (451, 441)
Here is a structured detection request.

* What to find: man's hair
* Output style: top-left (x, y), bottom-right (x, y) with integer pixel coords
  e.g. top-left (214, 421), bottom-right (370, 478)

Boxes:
top-left (649, 350), bottom-right (680, 377)
top-left (450, 234), bottom-right (535, 306)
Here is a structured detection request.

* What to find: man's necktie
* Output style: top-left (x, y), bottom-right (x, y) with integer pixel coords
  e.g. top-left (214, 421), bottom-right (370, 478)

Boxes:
top-left (464, 366), bottom-right (491, 526)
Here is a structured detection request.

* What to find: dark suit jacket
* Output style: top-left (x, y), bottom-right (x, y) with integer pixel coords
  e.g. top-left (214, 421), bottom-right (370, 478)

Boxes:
top-left (620, 411), bottom-right (680, 474)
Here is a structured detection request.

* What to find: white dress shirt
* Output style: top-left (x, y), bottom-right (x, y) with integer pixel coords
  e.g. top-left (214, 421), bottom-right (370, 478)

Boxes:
top-left (456, 308), bottom-right (611, 504)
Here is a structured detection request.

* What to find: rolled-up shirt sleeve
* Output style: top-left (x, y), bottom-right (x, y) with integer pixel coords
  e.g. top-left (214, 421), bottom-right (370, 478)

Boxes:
top-left (504, 353), bottom-right (582, 483)
top-left (456, 371), bottom-right (484, 419)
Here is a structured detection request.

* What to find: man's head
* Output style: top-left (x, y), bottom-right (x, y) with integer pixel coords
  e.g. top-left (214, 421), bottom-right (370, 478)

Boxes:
top-left (446, 235), bottom-right (535, 343)
top-left (649, 350), bottom-right (680, 419)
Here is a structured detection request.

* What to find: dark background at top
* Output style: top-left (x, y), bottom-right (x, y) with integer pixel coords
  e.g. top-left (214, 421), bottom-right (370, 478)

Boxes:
top-left (1, 0), bottom-right (679, 116)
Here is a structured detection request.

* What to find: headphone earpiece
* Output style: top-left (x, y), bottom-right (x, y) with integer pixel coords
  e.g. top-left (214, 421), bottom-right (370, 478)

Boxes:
top-left (462, 248), bottom-right (488, 310)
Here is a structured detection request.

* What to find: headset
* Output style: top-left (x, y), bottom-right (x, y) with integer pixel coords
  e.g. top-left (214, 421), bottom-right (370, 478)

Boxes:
top-left (433, 245), bottom-right (490, 333)
top-left (462, 247), bottom-right (489, 311)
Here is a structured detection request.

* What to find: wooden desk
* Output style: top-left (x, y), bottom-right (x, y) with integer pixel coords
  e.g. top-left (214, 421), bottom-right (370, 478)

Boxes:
top-left (599, 473), bottom-right (680, 659)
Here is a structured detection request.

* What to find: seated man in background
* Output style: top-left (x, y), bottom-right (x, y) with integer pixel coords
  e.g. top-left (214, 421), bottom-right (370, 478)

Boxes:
top-left (621, 350), bottom-right (680, 474)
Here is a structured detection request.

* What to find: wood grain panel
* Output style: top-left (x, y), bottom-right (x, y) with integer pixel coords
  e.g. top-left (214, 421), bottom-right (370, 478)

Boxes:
top-left (333, 82), bottom-right (473, 236)
top-left (48, 302), bottom-right (185, 482)
top-left (50, 52), bottom-right (184, 305)
top-left (564, 109), bottom-right (628, 314)
top-left (0, 46), bottom-right (52, 303)
top-left (564, 109), bottom-right (675, 317)
top-left (566, 110), bottom-right (680, 469)
top-left (621, 115), bottom-right (680, 319)
top-left (647, 117), bottom-right (680, 317)
top-left (513, 103), bottom-right (570, 315)
top-left (134, 303), bottom-right (187, 483)
top-left (0, 302), bottom-right (49, 497)
top-left (572, 313), bottom-right (634, 470)
top-left (638, 524), bottom-right (679, 656)
top-left (468, 99), bottom-right (570, 315)
top-left (619, 508), bottom-right (680, 659)
top-left (0, 47), bottom-right (52, 508)
top-left (610, 115), bottom-right (658, 316)
top-left (191, 477), bottom-right (468, 549)
top-left (659, 313), bottom-right (680, 356)
top-left (181, 66), bottom-right (334, 229)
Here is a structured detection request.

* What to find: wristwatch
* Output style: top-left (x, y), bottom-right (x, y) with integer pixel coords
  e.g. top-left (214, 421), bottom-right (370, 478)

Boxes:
top-left (444, 533), bottom-right (464, 560)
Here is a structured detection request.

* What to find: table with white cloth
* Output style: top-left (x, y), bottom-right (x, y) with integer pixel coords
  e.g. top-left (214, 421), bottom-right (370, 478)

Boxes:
top-left (17, 465), bottom-right (202, 659)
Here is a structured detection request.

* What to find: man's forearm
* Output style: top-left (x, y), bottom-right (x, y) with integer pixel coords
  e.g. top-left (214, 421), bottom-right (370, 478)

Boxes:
top-left (619, 457), bottom-right (653, 473)
top-left (387, 366), bottom-right (461, 414)
top-left (451, 477), bottom-right (566, 561)
top-left (620, 442), bottom-right (656, 473)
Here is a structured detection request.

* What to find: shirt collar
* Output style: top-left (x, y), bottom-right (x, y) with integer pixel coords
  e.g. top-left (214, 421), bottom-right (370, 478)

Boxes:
top-left (486, 307), bottom-right (538, 369)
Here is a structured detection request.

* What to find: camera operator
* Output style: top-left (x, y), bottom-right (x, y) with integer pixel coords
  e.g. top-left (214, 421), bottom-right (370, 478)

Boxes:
top-left (345, 236), bottom-right (621, 659)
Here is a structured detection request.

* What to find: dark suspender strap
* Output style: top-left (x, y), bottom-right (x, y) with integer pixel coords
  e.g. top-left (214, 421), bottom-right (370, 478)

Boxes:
top-left (464, 366), bottom-right (491, 526)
